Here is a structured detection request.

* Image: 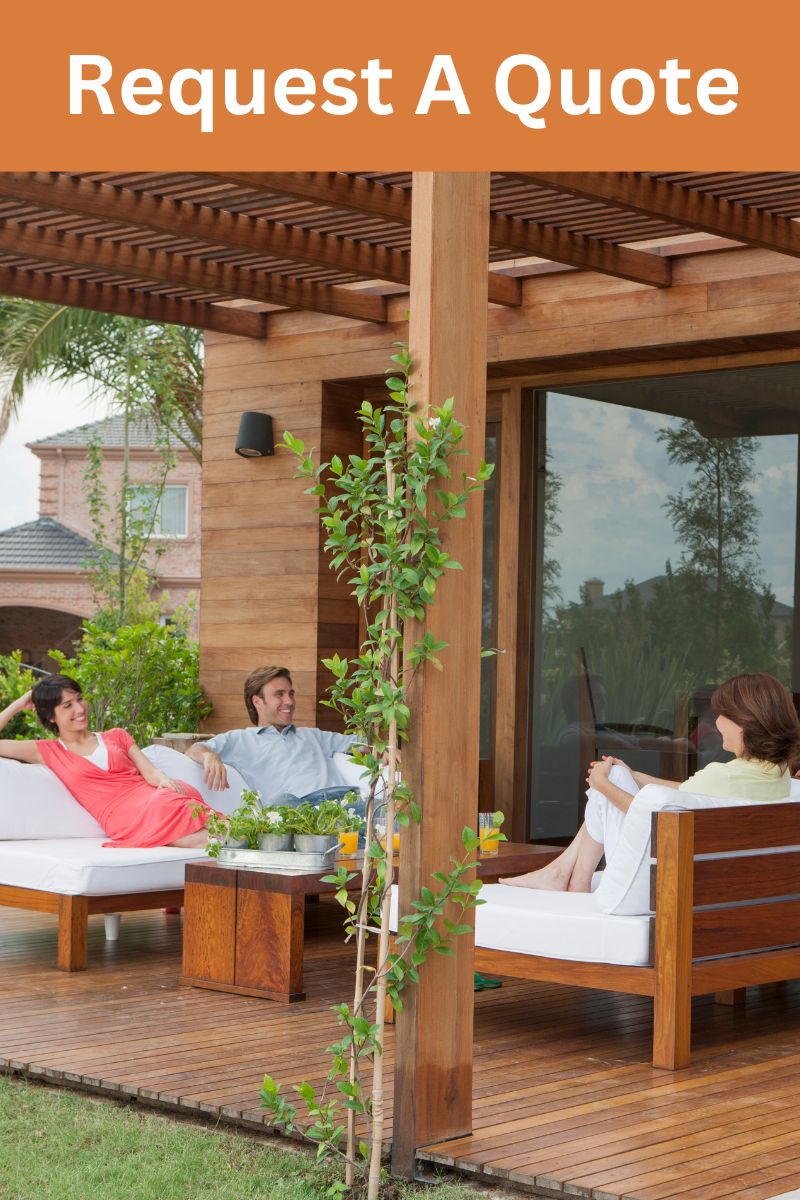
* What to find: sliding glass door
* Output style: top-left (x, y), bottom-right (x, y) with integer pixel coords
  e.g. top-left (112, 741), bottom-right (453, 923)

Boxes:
top-left (531, 372), bottom-right (798, 839)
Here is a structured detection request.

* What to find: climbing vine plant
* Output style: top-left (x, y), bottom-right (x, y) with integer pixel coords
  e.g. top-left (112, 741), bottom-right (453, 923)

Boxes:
top-left (259, 348), bottom-right (499, 1198)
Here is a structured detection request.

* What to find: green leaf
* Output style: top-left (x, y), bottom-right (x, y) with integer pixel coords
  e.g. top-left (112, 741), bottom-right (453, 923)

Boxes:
top-left (462, 826), bottom-right (479, 851)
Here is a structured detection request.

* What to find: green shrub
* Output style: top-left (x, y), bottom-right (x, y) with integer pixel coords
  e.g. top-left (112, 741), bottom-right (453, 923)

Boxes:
top-left (0, 651), bottom-right (39, 739)
top-left (52, 621), bottom-right (212, 746)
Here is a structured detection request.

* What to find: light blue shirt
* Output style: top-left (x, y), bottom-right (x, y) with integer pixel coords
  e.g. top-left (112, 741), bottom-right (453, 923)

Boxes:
top-left (204, 724), bottom-right (358, 798)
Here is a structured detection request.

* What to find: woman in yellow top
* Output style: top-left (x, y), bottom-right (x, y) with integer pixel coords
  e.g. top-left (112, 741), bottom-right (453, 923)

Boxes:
top-left (504, 672), bottom-right (800, 893)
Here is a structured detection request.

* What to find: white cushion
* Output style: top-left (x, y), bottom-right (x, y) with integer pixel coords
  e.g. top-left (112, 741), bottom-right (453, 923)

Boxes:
top-left (141, 745), bottom-right (248, 814)
top-left (0, 746), bottom-right (249, 843)
top-left (332, 752), bottom-right (378, 797)
top-left (0, 838), bottom-right (207, 896)
top-left (0, 758), bottom-right (106, 839)
top-left (390, 883), bottom-right (652, 967)
top-left (594, 785), bottom-right (800, 917)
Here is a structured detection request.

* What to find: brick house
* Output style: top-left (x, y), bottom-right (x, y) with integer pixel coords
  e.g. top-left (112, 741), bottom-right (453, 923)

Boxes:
top-left (0, 414), bottom-right (201, 667)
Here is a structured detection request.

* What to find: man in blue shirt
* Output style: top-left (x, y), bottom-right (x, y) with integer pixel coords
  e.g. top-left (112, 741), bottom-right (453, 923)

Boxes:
top-left (186, 665), bottom-right (359, 804)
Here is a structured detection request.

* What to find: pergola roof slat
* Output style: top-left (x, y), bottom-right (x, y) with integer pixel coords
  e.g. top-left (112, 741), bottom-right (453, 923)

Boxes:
top-left (0, 262), bottom-right (267, 338)
top-left (0, 218), bottom-right (387, 324)
top-left (0, 172), bottom-right (519, 309)
top-left (515, 172), bottom-right (800, 258)
top-left (0, 172), bottom-right (797, 335)
top-left (217, 171), bottom-right (672, 287)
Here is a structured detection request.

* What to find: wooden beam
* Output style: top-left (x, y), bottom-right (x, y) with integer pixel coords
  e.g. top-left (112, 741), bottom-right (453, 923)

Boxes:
top-left (392, 173), bottom-right (489, 1175)
top-left (210, 171), bottom-right (413, 222)
top-left (516, 173), bottom-right (800, 259)
top-left (0, 264), bottom-right (267, 338)
top-left (488, 212), bottom-right (671, 288)
top-left (217, 172), bottom-right (668, 288)
top-left (0, 173), bottom-right (530, 307)
top-left (208, 173), bottom-right (519, 306)
top-left (0, 222), bottom-right (386, 324)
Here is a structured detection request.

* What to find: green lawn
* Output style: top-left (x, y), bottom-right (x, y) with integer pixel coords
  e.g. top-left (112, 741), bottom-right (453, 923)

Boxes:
top-left (0, 1076), bottom-right (482, 1200)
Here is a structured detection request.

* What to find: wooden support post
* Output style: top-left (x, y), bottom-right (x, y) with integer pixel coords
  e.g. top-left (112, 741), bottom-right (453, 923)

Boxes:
top-left (392, 172), bottom-right (490, 1176)
top-left (652, 811), bottom-right (695, 1069)
top-left (57, 895), bottom-right (89, 971)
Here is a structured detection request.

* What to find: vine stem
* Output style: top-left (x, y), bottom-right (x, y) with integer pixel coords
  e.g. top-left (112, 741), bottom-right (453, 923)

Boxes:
top-left (345, 778), bottom-right (376, 1185)
top-left (367, 454), bottom-right (399, 1200)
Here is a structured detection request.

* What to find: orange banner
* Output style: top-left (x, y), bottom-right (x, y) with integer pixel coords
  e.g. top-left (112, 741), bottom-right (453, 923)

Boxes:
top-left (2, 0), bottom-right (798, 168)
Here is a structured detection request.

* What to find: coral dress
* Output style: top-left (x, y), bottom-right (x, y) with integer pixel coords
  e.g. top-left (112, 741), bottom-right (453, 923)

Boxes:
top-left (36, 728), bottom-right (213, 848)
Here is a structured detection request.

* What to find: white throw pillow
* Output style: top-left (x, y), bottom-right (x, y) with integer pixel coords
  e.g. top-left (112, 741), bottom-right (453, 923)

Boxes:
top-left (593, 784), bottom-right (798, 916)
top-left (141, 745), bottom-right (247, 814)
top-left (0, 758), bottom-right (106, 839)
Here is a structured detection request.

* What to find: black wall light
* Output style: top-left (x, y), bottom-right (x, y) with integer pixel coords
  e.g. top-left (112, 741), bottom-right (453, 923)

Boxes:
top-left (235, 411), bottom-right (274, 458)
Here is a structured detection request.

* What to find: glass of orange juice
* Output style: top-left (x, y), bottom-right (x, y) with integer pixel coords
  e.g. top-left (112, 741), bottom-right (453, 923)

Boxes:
top-left (338, 830), bottom-right (359, 857)
top-left (479, 812), bottom-right (501, 856)
top-left (376, 824), bottom-right (400, 853)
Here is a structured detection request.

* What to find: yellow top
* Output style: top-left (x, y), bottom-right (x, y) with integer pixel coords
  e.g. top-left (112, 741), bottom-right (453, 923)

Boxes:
top-left (679, 757), bottom-right (790, 801)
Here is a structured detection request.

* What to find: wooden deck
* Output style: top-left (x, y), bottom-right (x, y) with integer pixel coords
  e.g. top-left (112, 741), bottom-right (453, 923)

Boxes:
top-left (1, 902), bottom-right (799, 1199)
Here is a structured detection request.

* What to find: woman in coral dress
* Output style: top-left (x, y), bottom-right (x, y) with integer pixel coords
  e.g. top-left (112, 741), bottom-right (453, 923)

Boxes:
top-left (0, 674), bottom-right (215, 849)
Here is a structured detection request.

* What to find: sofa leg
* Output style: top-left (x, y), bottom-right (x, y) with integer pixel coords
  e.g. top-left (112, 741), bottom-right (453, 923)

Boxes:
top-left (653, 984), bottom-right (691, 1069)
top-left (652, 811), bottom-right (694, 1070)
top-left (714, 987), bottom-right (746, 1006)
top-left (104, 913), bottom-right (122, 941)
top-left (58, 896), bottom-right (89, 971)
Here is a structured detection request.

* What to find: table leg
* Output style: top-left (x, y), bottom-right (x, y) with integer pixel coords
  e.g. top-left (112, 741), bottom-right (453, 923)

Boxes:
top-left (181, 877), bottom-right (236, 987)
top-left (235, 887), bottom-right (306, 1002)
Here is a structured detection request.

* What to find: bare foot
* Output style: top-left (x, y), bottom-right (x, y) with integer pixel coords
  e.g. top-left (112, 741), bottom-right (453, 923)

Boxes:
top-left (499, 866), bottom-right (569, 891)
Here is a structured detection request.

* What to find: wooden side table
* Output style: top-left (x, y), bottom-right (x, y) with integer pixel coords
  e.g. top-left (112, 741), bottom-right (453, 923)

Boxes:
top-left (181, 863), bottom-right (307, 1002)
top-left (180, 843), bottom-right (560, 1004)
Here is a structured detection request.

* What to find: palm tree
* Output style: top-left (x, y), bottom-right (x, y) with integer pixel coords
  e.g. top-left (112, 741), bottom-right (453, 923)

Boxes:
top-left (0, 300), bottom-right (203, 461)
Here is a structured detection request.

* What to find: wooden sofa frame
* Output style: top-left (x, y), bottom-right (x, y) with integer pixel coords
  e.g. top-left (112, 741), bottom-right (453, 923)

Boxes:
top-left (0, 884), bottom-right (184, 971)
top-left (471, 803), bottom-right (800, 1069)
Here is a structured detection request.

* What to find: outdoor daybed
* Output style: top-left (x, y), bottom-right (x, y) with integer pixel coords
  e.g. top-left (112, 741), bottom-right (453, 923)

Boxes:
top-left (0, 746), bottom-right (371, 971)
top-left (0, 747), bottom-right (246, 970)
top-left (392, 782), bottom-right (800, 1069)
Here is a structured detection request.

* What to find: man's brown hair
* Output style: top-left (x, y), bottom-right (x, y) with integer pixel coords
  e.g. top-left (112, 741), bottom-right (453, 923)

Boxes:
top-left (244, 665), bottom-right (293, 725)
top-left (711, 672), bottom-right (800, 768)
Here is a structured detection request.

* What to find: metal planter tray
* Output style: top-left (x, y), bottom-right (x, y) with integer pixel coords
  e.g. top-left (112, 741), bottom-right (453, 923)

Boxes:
top-left (216, 846), bottom-right (336, 873)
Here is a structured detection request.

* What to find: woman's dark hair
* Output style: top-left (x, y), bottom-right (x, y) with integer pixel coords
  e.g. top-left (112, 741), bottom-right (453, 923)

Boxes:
top-left (711, 673), bottom-right (800, 768)
top-left (31, 674), bottom-right (83, 734)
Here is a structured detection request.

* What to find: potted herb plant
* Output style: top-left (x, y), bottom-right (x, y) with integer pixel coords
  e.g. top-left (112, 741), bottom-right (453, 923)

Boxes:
top-left (195, 789), bottom-right (266, 857)
top-left (256, 806), bottom-right (293, 852)
top-left (282, 795), bottom-right (362, 855)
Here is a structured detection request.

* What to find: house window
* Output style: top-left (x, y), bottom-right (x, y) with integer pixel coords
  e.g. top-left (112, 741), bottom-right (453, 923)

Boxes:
top-left (127, 485), bottom-right (188, 538)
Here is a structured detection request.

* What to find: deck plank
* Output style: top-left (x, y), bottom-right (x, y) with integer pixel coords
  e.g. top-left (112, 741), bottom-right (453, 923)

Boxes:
top-left (1, 904), bottom-right (799, 1199)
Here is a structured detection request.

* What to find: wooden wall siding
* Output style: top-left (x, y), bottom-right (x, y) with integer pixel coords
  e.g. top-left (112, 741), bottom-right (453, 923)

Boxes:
top-left (200, 245), bottom-right (800, 737)
top-left (200, 365), bottom-right (326, 732)
top-left (315, 383), bottom-right (364, 730)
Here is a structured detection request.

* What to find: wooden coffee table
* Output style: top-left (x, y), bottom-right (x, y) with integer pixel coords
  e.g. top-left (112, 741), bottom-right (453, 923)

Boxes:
top-left (180, 842), bottom-right (560, 1003)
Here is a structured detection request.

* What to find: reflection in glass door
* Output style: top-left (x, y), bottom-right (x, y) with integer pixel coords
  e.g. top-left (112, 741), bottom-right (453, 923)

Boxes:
top-left (531, 386), bottom-right (798, 840)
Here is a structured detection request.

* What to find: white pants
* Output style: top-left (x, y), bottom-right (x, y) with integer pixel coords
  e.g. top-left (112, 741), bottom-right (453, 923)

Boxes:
top-left (583, 764), bottom-right (639, 867)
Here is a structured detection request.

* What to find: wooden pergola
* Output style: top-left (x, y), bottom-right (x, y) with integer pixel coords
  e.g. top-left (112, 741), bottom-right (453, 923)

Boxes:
top-left (2, 170), bottom-right (800, 1174)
